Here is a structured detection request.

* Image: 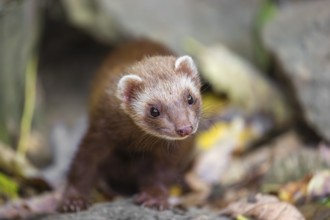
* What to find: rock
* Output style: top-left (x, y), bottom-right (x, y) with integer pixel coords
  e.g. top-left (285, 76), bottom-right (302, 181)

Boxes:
top-left (276, 0), bottom-right (314, 6)
top-left (42, 199), bottom-right (228, 220)
top-left (262, 0), bottom-right (330, 141)
top-left (186, 39), bottom-right (290, 125)
top-left (61, 0), bottom-right (262, 63)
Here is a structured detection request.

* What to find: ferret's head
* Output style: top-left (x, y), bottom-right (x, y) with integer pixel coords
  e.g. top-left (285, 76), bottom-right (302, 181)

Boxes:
top-left (117, 55), bottom-right (202, 140)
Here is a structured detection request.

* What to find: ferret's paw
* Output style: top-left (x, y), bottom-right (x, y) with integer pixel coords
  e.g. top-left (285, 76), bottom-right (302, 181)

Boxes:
top-left (134, 192), bottom-right (169, 211)
top-left (57, 195), bottom-right (90, 213)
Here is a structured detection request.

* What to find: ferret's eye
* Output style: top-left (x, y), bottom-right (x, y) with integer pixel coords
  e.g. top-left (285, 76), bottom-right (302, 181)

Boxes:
top-left (187, 95), bottom-right (194, 105)
top-left (150, 107), bottom-right (160, 117)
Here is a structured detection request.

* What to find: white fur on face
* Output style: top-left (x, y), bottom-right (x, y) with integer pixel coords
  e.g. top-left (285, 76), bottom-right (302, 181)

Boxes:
top-left (133, 75), bottom-right (199, 116)
top-left (177, 76), bottom-right (200, 98)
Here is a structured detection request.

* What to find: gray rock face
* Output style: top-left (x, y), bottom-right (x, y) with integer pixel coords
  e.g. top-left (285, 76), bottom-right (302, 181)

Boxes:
top-left (62, 0), bottom-right (262, 63)
top-left (262, 0), bottom-right (330, 141)
top-left (42, 200), bottom-right (228, 220)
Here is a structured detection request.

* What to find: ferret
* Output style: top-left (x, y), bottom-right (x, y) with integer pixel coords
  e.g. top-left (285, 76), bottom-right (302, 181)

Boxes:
top-left (58, 39), bottom-right (202, 212)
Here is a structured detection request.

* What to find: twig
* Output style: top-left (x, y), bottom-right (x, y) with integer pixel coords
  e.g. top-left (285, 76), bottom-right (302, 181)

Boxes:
top-left (17, 56), bottom-right (38, 157)
top-left (0, 142), bottom-right (38, 178)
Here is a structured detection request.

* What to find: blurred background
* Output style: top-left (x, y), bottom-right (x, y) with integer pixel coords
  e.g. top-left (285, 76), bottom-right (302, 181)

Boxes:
top-left (1, 0), bottom-right (330, 219)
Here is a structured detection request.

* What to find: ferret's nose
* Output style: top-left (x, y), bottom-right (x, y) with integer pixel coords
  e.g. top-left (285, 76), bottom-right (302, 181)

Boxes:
top-left (176, 126), bottom-right (193, 137)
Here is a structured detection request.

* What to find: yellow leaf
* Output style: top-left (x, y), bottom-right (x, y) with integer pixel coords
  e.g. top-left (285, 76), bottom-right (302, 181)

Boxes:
top-left (236, 215), bottom-right (250, 220)
top-left (196, 122), bottom-right (230, 150)
top-left (169, 185), bottom-right (182, 197)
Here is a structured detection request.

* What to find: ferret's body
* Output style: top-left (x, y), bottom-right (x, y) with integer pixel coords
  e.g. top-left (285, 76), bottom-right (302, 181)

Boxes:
top-left (59, 40), bottom-right (202, 212)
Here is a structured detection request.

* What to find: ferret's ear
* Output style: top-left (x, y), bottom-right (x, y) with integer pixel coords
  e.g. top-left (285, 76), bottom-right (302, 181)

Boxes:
top-left (117, 74), bottom-right (143, 103)
top-left (175, 55), bottom-right (198, 77)
top-left (175, 55), bottom-right (201, 87)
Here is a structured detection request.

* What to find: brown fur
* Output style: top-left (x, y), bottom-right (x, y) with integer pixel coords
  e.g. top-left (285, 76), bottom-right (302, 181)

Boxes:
top-left (58, 39), bottom-right (202, 212)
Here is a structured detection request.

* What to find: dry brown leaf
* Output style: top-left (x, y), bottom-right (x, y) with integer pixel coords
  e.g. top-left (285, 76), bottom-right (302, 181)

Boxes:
top-left (278, 175), bottom-right (312, 203)
top-left (273, 169), bottom-right (330, 205)
top-left (220, 194), bottom-right (305, 220)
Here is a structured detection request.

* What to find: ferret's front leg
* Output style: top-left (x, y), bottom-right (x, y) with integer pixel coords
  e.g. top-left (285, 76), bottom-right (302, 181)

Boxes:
top-left (134, 165), bottom-right (182, 210)
top-left (134, 182), bottom-right (170, 210)
top-left (57, 130), bottom-right (110, 213)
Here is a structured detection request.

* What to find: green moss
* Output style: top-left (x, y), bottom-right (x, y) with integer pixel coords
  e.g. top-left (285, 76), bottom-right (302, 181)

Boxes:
top-left (254, 0), bottom-right (278, 71)
top-left (0, 172), bottom-right (18, 199)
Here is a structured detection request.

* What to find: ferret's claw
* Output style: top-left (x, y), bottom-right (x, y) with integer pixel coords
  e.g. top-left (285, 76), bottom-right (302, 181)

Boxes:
top-left (57, 195), bottom-right (90, 213)
top-left (134, 192), bottom-right (169, 210)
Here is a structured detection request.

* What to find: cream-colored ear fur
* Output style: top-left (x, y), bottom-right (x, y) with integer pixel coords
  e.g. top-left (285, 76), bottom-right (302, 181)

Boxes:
top-left (175, 55), bottom-right (198, 77)
top-left (117, 74), bottom-right (143, 103)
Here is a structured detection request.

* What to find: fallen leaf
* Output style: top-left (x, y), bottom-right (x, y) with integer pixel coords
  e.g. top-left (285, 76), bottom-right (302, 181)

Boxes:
top-left (278, 175), bottom-right (311, 203)
top-left (220, 194), bottom-right (305, 220)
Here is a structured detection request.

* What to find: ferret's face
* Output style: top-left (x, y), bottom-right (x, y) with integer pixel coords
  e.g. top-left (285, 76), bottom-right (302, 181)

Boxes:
top-left (117, 56), bottom-right (202, 140)
top-left (132, 76), bottom-right (201, 140)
